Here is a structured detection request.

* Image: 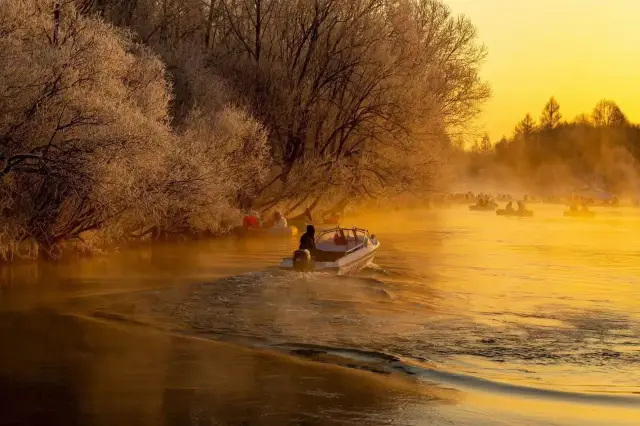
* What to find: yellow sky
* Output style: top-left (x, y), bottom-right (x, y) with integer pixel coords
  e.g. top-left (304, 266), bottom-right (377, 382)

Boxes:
top-left (445, 0), bottom-right (640, 140)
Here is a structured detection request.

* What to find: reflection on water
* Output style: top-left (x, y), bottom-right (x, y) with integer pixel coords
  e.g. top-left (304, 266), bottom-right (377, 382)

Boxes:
top-left (1, 206), bottom-right (640, 425)
top-left (0, 311), bottom-right (453, 426)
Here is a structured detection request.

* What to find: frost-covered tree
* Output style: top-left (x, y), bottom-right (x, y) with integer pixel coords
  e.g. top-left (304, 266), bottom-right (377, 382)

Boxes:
top-left (0, 0), bottom-right (269, 258)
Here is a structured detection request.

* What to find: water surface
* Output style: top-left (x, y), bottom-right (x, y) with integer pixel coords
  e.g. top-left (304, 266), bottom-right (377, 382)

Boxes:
top-left (1, 205), bottom-right (639, 425)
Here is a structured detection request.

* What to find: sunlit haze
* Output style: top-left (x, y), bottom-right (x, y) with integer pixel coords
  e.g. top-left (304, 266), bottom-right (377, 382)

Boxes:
top-left (2, 1), bottom-right (640, 425)
top-left (446, 0), bottom-right (640, 140)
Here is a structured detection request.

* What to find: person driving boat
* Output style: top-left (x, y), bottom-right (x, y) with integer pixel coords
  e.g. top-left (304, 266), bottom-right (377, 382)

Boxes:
top-left (299, 225), bottom-right (316, 253)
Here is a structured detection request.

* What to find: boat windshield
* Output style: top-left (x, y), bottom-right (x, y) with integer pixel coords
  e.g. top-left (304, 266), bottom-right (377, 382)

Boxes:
top-left (315, 228), bottom-right (367, 253)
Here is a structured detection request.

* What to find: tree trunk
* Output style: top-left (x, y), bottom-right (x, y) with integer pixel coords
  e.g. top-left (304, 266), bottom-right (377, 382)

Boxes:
top-left (204, 0), bottom-right (217, 49)
top-left (53, 2), bottom-right (61, 45)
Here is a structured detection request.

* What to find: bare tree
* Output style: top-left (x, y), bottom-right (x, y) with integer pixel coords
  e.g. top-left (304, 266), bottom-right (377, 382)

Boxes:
top-left (592, 99), bottom-right (627, 127)
top-left (70, 0), bottom-right (489, 209)
top-left (0, 0), bottom-right (270, 258)
top-left (208, 0), bottom-right (488, 206)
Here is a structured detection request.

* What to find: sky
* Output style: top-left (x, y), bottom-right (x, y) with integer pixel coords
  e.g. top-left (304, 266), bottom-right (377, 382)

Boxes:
top-left (445, 0), bottom-right (640, 141)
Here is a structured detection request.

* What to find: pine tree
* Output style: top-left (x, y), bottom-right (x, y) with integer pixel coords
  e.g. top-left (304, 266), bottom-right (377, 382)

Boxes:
top-left (539, 97), bottom-right (562, 130)
top-left (514, 113), bottom-right (536, 137)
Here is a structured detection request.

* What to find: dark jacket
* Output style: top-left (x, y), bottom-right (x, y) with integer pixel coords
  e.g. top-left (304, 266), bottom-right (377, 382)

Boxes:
top-left (299, 225), bottom-right (316, 251)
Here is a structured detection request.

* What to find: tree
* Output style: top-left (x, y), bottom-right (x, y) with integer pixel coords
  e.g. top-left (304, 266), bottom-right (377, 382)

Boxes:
top-left (0, 0), bottom-right (270, 259)
top-left (514, 113), bottom-right (536, 137)
top-left (204, 0), bottom-right (489, 206)
top-left (494, 136), bottom-right (509, 159)
top-left (592, 99), bottom-right (627, 127)
top-left (539, 97), bottom-right (562, 130)
top-left (0, 0), bottom-right (173, 255)
top-left (76, 0), bottom-right (490, 209)
top-left (490, 98), bottom-right (640, 194)
top-left (480, 133), bottom-right (492, 153)
top-left (573, 113), bottom-right (591, 125)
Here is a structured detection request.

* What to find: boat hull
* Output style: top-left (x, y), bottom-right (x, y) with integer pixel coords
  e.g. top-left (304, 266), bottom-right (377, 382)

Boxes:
top-left (280, 241), bottom-right (380, 275)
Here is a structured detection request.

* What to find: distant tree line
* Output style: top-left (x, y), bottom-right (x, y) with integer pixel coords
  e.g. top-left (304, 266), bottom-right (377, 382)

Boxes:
top-left (0, 0), bottom-right (488, 260)
top-left (468, 97), bottom-right (640, 192)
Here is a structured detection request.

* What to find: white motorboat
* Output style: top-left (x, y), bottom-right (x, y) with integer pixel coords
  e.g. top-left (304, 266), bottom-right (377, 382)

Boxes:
top-left (280, 227), bottom-right (380, 275)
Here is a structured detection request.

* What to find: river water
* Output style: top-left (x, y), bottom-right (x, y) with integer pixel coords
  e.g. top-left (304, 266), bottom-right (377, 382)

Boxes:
top-left (0, 205), bottom-right (639, 425)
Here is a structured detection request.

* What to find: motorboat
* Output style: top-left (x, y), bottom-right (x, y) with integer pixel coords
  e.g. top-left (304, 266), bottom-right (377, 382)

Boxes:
top-left (496, 209), bottom-right (533, 217)
top-left (280, 227), bottom-right (380, 275)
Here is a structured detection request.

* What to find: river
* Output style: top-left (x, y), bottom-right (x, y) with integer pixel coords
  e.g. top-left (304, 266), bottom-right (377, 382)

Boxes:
top-left (0, 205), bottom-right (639, 425)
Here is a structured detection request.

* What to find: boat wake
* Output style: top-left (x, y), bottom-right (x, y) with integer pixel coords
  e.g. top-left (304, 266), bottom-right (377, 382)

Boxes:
top-left (265, 342), bottom-right (640, 408)
top-left (74, 306), bottom-right (640, 410)
top-left (73, 266), bottom-right (640, 405)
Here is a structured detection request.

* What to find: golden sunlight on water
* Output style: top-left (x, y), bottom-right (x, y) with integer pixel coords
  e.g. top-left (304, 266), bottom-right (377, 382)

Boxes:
top-left (1, 205), bottom-right (639, 425)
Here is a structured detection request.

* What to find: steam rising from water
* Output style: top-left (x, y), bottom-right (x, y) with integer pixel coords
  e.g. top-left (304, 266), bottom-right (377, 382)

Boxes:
top-left (4, 207), bottom-right (640, 413)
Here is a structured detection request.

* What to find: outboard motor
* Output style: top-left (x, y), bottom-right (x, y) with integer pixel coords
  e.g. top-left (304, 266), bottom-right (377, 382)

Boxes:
top-left (292, 249), bottom-right (314, 272)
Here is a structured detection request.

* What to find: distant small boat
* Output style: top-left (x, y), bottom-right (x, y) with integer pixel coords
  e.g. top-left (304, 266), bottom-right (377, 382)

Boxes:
top-left (280, 227), bottom-right (379, 275)
top-left (496, 209), bottom-right (533, 217)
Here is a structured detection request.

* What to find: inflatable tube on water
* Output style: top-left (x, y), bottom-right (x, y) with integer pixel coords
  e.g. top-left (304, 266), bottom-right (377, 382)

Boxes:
top-left (496, 209), bottom-right (534, 217)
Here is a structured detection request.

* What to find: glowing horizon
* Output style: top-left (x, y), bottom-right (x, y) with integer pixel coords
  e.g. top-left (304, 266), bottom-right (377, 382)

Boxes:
top-left (446, 0), bottom-right (640, 141)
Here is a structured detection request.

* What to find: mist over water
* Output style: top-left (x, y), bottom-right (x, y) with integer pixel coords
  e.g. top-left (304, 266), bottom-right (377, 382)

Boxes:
top-left (1, 206), bottom-right (640, 425)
